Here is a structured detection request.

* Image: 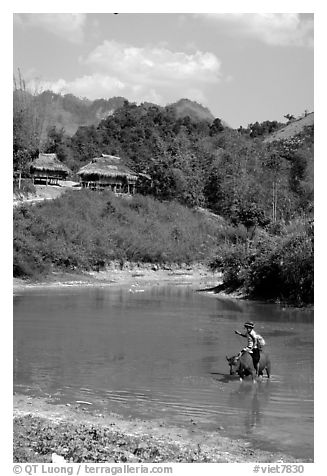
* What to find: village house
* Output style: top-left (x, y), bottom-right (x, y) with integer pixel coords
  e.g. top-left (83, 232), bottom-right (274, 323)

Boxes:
top-left (30, 153), bottom-right (71, 185)
top-left (77, 154), bottom-right (139, 194)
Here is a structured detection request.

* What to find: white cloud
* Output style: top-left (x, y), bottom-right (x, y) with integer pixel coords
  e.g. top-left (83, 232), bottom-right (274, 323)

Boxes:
top-left (28, 72), bottom-right (211, 107)
top-left (83, 40), bottom-right (221, 85)
top-left (27, 74), bottom-right (125, 98)
top-left (31, 40), bottom-right (221, 105)
top-left (197, 13), bottom-right (313, 47)
top-left (14, 13), bottom-right (87, 44)
top-left (25, 39), bottom-right (222, 107)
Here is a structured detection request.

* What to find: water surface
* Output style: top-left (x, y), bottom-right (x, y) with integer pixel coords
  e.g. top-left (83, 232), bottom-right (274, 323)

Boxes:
top-left (13, 285), bottom-right (314, 459)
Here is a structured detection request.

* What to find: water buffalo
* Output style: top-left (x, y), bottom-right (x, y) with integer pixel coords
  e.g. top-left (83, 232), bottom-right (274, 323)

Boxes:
top-left (226, 352), bottom-right (271, 382)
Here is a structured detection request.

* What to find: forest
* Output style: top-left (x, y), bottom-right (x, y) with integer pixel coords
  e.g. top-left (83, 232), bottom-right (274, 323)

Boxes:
top-left (13, 84), bottom-right (314, 305)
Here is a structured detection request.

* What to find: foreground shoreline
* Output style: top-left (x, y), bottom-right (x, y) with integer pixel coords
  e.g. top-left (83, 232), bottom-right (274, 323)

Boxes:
top-left (13, 394), bottom-right (309, 463)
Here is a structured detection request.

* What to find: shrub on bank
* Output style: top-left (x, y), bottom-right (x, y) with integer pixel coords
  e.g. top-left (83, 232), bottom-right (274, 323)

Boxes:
top-left (13, 190), bottom-right (222, 278)
top-left (209, 222), bottom-right (313, 305)
top-left (246, 225), bottom-right (313, 305)
top-left (209, 243), bottom-right (250, 288)
top-left (13, 190), bottom-right (313, 305)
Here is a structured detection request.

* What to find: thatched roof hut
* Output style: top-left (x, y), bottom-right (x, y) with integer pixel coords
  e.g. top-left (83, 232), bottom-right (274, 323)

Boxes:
top-left (77, 154), bottom-right (139, 193)
top-left (78, 154), bottom-right (138, 180)
top-left (30, 153), bottom-right (71, 185)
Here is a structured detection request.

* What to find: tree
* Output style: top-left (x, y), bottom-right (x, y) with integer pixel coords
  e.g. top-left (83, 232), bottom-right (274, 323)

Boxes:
top-left (230, 201), bottom-right (268, 239)
top-left (209, 118), bottom-right (224, 136)
top-left (284, 113), bottom-right (295, 122)
top-left (69, 125), bottom-right (103, 169)
top-left (248, 120), bottom-right (283, 138)
top-left (13, 70), bottom-right (50, 184)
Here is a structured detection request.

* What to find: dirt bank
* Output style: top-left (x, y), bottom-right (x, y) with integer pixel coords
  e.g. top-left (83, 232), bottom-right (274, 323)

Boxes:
top-left (13, 263), bottom-right (222, 293)
top-left (13, 394), bottom-right (307, 463)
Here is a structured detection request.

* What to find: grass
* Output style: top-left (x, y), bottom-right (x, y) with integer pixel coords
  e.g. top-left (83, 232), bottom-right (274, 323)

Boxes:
top-left (13, 190), bottom-right (224, 278)
top-left (13, 189), bottom-right (313, 305)
top-left (13, 415), bottom-right (219, 463)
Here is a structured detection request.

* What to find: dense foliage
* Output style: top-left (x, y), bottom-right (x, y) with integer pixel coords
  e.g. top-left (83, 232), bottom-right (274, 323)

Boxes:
top-left (14, 89), bottom-right (314, 223)
top-left (238, 120), bottom-right (284, 138)
top-left (13, 87), bottom-right (314, 304)
top-left (41, 101), bottom-right (313, 220)
top-left (13, 190), bottom-right (224, 277)
top-left (209, 219), bottom-right (314, 306)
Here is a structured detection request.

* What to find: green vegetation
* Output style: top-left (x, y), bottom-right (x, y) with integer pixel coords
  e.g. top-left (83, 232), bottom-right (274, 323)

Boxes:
top-left (210, 219), bottom-right (313, 306)
top-left (14, 415), bottom-right (216, 463)
top-left (41, 101), bottom-right (313, 220)
top-left (13, 191), bottom-right (223, 277)
top-left (14, 411), bottom-right (300, 463)
top-left (13, 189), bottom-right (313, 305)
top-left (13, 83), bottom-right (314, 305)
top-left (14, 86), bottom-right (313, 222)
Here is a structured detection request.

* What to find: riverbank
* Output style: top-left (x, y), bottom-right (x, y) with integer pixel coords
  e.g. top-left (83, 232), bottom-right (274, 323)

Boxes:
top-left (13, 264), bottom-right (313, 311)
top-left (13, 263), bottom-right (222, 293)
top-left (13, 394), bottom-right (308, 463)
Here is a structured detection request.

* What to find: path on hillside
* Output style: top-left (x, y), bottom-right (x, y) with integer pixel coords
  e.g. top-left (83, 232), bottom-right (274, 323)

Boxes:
top-left (13, 182), bottom-right (80, 207)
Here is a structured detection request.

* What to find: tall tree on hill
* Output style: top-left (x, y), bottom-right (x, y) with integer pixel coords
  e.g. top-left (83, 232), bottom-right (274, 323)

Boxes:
top-left (209, 117), bottom-right (224, 136)
top-left (69, 125), bottom-right (103, 168)
top-left (13, 70), bottom-right (50, 184)
top-left (43, 126), bottom-right (78, 172)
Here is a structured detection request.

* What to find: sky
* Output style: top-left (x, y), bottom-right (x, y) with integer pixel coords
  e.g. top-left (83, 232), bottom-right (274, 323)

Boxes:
top-left (13, 11), bottom-right (314, 128)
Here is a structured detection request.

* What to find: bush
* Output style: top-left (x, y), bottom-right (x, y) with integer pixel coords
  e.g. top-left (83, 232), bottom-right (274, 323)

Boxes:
top-left (13, 190), bottom-right (222, 279)
top-left (209, 219), bottom-right (313, 305)
top-left (13, 191), bottom-right (314, 304)
top-left (245, 228), bottom-right (313, 305)
top-left (209, 243), bottom-right (250, 288)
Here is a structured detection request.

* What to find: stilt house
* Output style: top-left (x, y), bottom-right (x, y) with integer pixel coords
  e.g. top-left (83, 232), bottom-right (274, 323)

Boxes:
top-left (30, 153), bottom-right (71, 185)
top-left (77, 154), bottom-right (139, 194)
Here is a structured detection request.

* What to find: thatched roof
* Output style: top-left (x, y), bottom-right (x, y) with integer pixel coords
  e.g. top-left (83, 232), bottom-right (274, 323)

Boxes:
top-left (77, 155), bottom-right (138, 180)
top-left (30, 153), bottom-right (71, 174)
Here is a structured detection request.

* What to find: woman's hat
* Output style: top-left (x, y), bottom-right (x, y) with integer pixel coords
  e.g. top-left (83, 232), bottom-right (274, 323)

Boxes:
top-left (244, 321), bottom-right (255, 328)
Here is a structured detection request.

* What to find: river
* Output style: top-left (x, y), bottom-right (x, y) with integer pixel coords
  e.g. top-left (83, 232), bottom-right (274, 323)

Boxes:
top-left (13, 284), bottom-right (314, 459)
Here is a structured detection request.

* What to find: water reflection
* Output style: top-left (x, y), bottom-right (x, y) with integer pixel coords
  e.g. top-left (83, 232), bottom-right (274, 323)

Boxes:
top-left (210, 371), bottom-right (235, 384)
top-left (13, 285), bottom-right (313, 458)
top-left (229, 381), bottom-right (271, 435)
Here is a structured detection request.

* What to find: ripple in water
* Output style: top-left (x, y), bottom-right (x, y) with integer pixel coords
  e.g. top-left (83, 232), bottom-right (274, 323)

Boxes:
top-left (14, 286), bottom-right (313, 459)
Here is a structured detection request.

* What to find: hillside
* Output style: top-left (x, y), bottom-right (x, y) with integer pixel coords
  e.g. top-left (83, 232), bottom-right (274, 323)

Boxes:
top-left (167, 98), bottom-right (215, 122)
top-left (14, 91), bottom-right (218, 139)
top-left (34, 92), bottom-right (127, 137)
top-left (264, 112), bottom-right (314, 143)
top-left (13, 90), bottom-right (314, 305)
top-left (13, 188), bottom-right (313, 305)
top-left (13, 191), bottom-right (224, 277)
